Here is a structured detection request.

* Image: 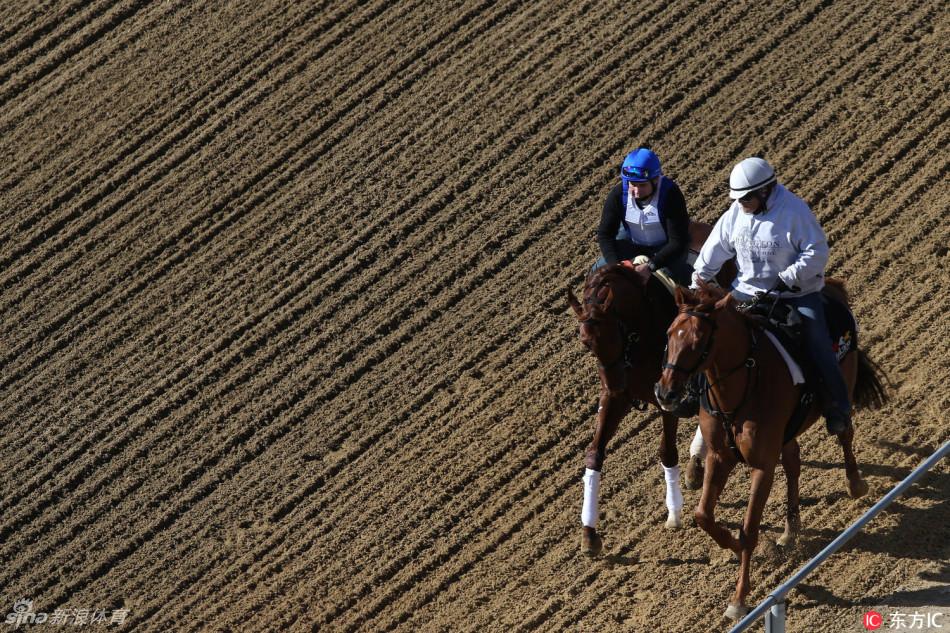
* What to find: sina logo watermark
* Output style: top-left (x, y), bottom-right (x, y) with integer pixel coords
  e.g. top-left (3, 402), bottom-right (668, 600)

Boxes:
top-left (5, 599), bottom-right (47, 628)
top-left (4, 598), bottom-right (130, 627)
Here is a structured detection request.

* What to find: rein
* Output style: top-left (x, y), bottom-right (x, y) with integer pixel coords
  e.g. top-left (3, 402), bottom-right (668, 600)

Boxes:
top-left (581, 294), bottom-right (641, 374)
top-left (704, 326), bottom-right (759, 422)
top-left (579, 272), bottom-right (660, 406)
top-left (665, 309), bottom-right (760, 422)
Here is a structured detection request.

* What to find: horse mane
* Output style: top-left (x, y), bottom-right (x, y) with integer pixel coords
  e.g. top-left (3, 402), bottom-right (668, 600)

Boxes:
top-left (679, 278), bottom-right (851, 316)
top-left (582, 264), bottom-right (639, 310)
top-left (583, 263), bottom-right (674, 330)
top-left (675, 280), bottom-right (731, 313)
top-left (585, 263), bottom-right (638, 292)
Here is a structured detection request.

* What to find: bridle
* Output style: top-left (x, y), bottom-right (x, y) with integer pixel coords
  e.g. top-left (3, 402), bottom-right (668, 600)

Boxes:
top-left (581, 297), bottom-right (640, 374)
top-left (663, 307), bottom-right (760, 420)
top-left (662, 309), bottom-right (717, 376)
top-left (579, 275), bottom-right (654, 396)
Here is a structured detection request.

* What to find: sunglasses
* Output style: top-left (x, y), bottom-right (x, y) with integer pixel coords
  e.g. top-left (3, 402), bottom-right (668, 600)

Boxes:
top-left (738, 191), bottom-right (757, 203)
top-left (622, 165), bottom-right (653, 180)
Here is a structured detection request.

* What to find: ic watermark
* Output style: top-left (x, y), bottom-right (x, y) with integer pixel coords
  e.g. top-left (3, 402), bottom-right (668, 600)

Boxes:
top-left (864, 609), bottom-right (944, 630)
top-left (5, 599), bottom-right (129, 628)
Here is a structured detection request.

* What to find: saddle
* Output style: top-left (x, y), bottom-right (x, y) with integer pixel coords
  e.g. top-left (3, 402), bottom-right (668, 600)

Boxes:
top-left (741, 288), bottom-right (857, 366)
top-left (731, 288), bottom-right (858, 446)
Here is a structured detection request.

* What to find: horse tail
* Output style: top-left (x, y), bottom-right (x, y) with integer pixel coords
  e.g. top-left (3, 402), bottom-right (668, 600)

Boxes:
top-left (853, 349), bottom-right (888, 410)
top-left (824, 277), bottom-right (850, 303)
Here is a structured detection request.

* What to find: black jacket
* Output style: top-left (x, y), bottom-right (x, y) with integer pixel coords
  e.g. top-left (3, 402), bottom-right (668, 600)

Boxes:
top-left (596, 180), bottom-right (690, 267)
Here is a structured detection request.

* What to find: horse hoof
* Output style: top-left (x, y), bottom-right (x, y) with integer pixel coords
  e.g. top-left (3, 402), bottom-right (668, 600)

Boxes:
top-left (665, 511), bottom-right (683, 529)
top-left (849, 478), bottom-right (869, 499)
top-left (724, 603), bottom-right (749, 620)
top-left (777, 515), bottom-right (800, 547)
top-left (685, 455), bottom-right (704, 490)
top-left (582, 527), bottom-right (603, 557)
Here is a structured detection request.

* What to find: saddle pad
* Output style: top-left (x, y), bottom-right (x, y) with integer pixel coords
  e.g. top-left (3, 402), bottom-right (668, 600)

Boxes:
top-left (826, 295), bottom-right (858, 362)
top-left (763, 331), bottom-right (805, 384)
top-left (762, 291), bottom-right (858, 371)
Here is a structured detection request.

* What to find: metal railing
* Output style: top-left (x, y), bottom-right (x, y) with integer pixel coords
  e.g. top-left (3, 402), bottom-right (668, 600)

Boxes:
top-left (730, 438), bottom-right (950, 633)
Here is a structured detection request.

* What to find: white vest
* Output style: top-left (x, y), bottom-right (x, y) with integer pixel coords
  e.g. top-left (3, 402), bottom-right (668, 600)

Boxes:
top-left (624, 180), bottom-right (667, 247)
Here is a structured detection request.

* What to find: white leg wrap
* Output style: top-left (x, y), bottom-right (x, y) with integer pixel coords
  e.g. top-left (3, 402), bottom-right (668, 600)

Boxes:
top-left (690, 424), bottom-right (707, 458)
top-left (581, 468), bottom-right (601, 528)
top-left (663, 464), bottom-right (684, 513)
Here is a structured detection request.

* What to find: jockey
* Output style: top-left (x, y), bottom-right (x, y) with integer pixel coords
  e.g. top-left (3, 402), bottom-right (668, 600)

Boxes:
top-left (593, 148), bottom-right (693, 286)
top-left (691, 157), bottom-right (851, 435)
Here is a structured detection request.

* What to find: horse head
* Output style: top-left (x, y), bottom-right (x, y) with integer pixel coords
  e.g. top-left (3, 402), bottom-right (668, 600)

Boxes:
top-left (654, 281), bottom-right (738, 411)
top-left (567, 264), bottom-right (657, 393)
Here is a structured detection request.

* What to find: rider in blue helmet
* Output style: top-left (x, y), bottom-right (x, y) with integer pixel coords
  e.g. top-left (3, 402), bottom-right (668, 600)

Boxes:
top-left (593, 147), bottom-right (692, 286)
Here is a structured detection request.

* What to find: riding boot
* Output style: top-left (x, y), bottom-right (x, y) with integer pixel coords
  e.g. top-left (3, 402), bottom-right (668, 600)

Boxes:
top-left (814, 378), bottom-right (851, 435)
top-left (824, 406), bottom-right (851, 436)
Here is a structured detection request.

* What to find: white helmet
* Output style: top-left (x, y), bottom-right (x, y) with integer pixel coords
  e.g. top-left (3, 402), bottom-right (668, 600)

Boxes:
top-left (729, 157), bottom-right (776, 200)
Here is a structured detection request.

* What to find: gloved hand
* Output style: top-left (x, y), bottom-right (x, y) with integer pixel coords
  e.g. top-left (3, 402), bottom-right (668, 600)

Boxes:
top-left (774, 279), bottom-right (800, 293)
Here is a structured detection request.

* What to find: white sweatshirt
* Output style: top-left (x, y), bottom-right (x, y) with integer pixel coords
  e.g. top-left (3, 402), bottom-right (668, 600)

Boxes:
top-left (692, 184), bottom-right (828, 297)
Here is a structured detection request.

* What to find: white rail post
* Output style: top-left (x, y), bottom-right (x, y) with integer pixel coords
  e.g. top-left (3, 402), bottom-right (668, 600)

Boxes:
top-left (764, 602), bottom-right (784, 633)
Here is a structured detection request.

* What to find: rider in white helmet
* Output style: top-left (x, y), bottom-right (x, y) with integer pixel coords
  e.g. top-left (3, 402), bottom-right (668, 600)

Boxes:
top-left (691, 157), bottom-right (851, 435)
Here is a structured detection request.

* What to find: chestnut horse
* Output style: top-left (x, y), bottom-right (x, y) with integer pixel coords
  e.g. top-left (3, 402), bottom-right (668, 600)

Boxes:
top-left (654, 281), bottom-right (887, 619)
top-left (566, 247), bottom-right (736, 556)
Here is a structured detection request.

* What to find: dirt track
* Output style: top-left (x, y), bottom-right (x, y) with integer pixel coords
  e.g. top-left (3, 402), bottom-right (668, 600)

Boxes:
top-left (0, 1), bottom-right (947, 631)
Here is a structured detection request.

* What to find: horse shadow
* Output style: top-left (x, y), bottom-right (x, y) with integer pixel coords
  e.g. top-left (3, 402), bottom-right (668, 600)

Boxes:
top-left (793, 563), bottom-right (950, 610)
top-left (784, 447), bottom-right (949, 609)
top-left (794, 457), bottom-right (948, 559)
top-left (603, 552), bottom-right (711, 568)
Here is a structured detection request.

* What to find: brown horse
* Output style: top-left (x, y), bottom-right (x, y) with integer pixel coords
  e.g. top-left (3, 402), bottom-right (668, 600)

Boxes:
top-left (654, 280), bottom-right (887, 619)
top-left (566, 240), bottom-right (736, 556)
top-left (567, 265), bottom-right (685, 555)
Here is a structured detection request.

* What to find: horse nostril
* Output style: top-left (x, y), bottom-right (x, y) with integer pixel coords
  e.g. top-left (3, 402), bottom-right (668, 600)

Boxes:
top-left (655, 382), bottom-right (679, 404)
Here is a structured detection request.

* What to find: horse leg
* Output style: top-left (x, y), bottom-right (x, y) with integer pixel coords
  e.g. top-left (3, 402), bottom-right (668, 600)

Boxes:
top-left (777, 440), bottom-right (801, 547)
top-left (581, 392), bottom-right (629, 555)
top-left (726, 466), bottom-right (776, 620)
top-left (694, 451), bottom-right (739, 552)
top-left (837, 424), bottom-right (868, 498)
top-left (685, 424), bottom-right (706, 490)
top-left (659, 412), bottom-right (684, 528)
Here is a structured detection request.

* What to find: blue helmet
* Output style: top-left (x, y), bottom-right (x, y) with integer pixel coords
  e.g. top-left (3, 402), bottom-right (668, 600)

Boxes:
top-left (620, 148), bottom-right (662, 183)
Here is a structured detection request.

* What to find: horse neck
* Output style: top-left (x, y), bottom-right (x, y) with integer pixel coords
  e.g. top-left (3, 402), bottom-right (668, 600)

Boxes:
top-left (704, 309), bottom-right (755, 410)
top-left (627, 279), bottom-right (673, 326)
top-left (613, 280), bottom-right (670, 353)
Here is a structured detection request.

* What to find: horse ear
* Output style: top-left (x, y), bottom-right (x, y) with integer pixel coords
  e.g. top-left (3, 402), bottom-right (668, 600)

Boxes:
top-left (567, 287), bottom-right (583, 317)
top-left (715, 292), bottom-right (735, 311)
top-left (675, 286), bottom-right (696, 307)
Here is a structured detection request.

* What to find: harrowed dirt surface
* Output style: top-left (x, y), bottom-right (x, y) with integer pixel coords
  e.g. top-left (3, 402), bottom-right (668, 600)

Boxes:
top-left (0, 1), bottom-right (947, 631)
